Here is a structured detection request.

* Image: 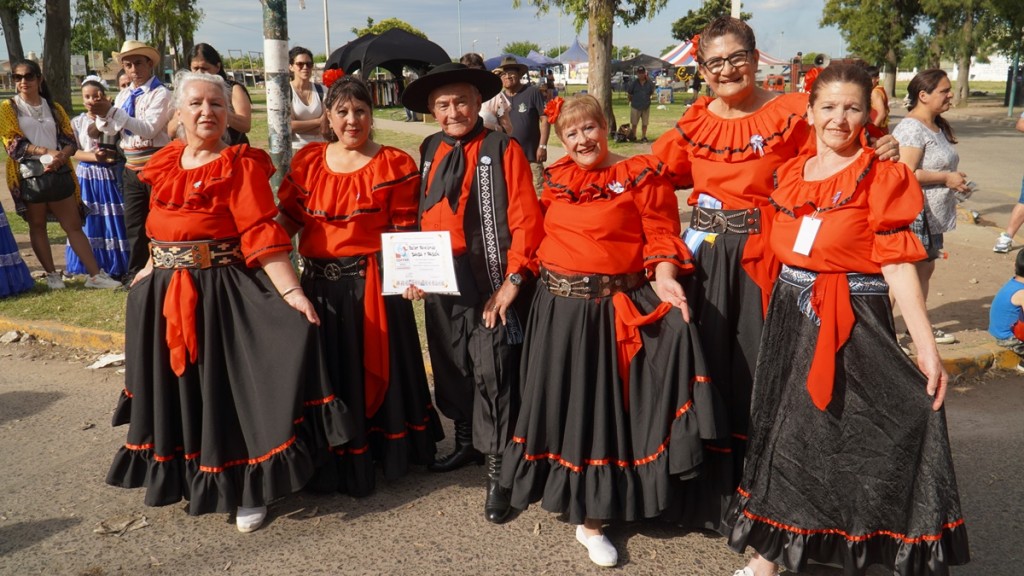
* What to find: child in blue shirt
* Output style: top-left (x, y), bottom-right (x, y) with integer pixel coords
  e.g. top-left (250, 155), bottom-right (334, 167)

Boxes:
top-left (988, 249), bottom-right (1024, 371)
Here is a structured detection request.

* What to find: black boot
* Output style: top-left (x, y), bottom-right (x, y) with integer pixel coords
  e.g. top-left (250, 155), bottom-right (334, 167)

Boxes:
top-left (428, 420), bottom-right (483, 472)
top-left (484, 454), bottom-right (512, 524)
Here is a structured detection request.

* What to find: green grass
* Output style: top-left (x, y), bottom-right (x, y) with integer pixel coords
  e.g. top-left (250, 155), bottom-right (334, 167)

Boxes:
top-left (0, 280), bottom-right (127, 332)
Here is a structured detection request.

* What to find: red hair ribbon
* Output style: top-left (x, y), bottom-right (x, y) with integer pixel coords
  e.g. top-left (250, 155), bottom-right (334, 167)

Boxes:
top-left (689, 34), bottom-right (701, 61)
top-left (544, 96), bottom-right (564, 125)
top-left (322, 67), bottom-right (345, 88)
top-left (803, 67), bottom-right (820, 93)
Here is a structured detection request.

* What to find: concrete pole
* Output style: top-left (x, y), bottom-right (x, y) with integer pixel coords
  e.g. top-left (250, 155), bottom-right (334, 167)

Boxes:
top-left (324, 0), bottom-right (331, 61)
top-left (731, 0), bottom-right (741, 19)
top-left (263, 0), bottom-right (292, 192)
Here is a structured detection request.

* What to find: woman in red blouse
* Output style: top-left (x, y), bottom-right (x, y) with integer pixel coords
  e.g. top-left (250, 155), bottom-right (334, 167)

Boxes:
top-left (106, 73), bottom-right (344, 534)
top-left (277, 75), bottom-right (442, 496)
top-left (725, 63), bottom-right (968, 576)
top-left (500, 95), bottom-right (721, 568)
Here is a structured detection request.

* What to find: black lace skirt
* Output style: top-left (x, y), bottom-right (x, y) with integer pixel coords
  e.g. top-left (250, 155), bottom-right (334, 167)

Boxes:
top-left (725, 275), bottom-right (970, 574)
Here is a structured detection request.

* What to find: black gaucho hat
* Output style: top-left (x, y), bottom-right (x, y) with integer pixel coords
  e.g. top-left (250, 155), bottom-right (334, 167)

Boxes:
top-left (401, 62), bottom-right (502, 114)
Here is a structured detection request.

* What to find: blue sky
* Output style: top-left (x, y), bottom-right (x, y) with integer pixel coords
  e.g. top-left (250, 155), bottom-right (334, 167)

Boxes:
top-left (14, 0), bottom-right (848, 64)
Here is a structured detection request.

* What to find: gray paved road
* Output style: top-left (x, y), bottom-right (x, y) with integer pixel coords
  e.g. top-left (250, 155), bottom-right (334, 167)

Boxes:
top-left (0, 341), bottom-right (1021, 576)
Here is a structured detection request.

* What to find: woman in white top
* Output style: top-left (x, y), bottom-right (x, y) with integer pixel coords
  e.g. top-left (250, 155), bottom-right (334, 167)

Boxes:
top-left (893, 69), bottom-right (969, 344)
top-left (0, 60), bottom-right (121, 290)
top-left (289, 46), bottom-right (326, 151)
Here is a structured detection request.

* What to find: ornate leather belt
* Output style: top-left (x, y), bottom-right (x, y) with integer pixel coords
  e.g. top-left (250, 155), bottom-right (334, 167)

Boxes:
top-left (150, 238), bottom-right (243, 269)
top-left (302, 256), bottom-right (368, 281)
top-left (540, 266), bottom-right (645, 299)
top-left (690, 206), bottom-right (762, 234)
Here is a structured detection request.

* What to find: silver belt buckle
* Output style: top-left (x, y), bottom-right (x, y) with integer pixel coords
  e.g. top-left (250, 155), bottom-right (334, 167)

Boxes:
top-left (323, 262), bottom-right (342, 281)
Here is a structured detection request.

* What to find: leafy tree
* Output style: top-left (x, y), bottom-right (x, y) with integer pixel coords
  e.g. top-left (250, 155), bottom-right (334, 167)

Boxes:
top-left (670, 0), bottom-right (752, 42)
top-left (613, 44), bottom-right (640, 59)
top-left (988, 0), bottom-right (1024, 56)
top-left (514, 0), bottom-right (669, 132)
top-left (43, 0), bottom-right (72, 112)
top-left (547, 44), bottom-right (568, 58)
top-left (919, 0), bottom-right (1002, 105)
top-left (820, 0), bottom-right (921, 97)
top-left (71, 0), bottom-right (120, 65)
top-left (0, 0), bottom-right (40, 62)
top-left (504, 40), bottom-right (541, 56)
top-left (350, 17), bottom-right (427, 39)
top-left (899, 34), bottom-right (933, 70)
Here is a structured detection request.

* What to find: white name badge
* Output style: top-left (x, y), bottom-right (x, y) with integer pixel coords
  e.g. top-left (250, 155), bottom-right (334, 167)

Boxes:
top-left (792, 216), bottom-right (822, 256)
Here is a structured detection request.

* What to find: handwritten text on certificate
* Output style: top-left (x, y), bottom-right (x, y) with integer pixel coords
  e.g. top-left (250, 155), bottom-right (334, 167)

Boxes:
top-left (381, 232), bottom-right (460, 295)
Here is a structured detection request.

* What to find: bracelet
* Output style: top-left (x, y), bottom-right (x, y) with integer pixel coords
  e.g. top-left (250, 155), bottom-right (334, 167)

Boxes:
top-left (538, 145), bottom-right (547, 150)
top-left (280, 286), bottom-right (302, 298)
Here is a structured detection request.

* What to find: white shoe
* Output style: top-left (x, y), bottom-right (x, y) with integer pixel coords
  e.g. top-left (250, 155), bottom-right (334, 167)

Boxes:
top-left (45, 271), bottom-right (65, 290)
top-left (932, 327), bottom-right (957, 345)
top-left (575, 525), bottom-right (617, 567)
top-left (236, 505), bottom-right (267, 533)
top-left (84, 271), bottom-right (122, 289)
top-left (994, 233), bottom-right (1013, 253)
top-left (733, 569), bottom-right (755, 576)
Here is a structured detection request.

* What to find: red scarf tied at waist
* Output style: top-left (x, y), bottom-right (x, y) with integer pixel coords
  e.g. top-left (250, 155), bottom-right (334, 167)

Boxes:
top-left (362, 255), bottom-right (390, 418)
top-left (806, 272), bottom-right (855, 410)
top-left (612, 292), bottom-right (673, 411)
top-left (163, 269), bottom-right (199, 376)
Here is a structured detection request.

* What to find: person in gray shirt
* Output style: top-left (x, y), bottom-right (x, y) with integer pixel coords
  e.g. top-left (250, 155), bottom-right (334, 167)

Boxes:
top-left (626, 66), bottom-right (656, 143)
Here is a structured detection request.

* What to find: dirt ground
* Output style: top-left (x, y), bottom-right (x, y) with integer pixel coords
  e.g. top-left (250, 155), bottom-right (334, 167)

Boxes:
top-left (1, 337), bottom-right (1020, 575)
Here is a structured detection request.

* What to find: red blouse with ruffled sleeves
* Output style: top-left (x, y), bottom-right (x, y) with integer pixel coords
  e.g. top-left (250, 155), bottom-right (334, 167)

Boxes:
top-left (277, 143), bottom-right (420, 258)
top-left (652, 93), bottom-right (814, 308)
top-left (140, 141), bottom-right (291, 265)
top-left (538, 154), bottom-right (693, 276)
top-left (769, 148), bottom-right (926, 272)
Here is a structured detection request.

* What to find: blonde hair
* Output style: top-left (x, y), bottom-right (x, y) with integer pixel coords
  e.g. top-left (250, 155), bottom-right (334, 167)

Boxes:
top-left (554, 94), bottom-right (606, 137)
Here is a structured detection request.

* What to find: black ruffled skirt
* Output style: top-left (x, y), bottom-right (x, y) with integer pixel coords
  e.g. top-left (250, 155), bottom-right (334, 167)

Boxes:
top-left (501, 281), bottom-right (724, 526)
top-left (673, 232), bottom-right (764, 530)
top-left (301, 272), bottom-right (443, 496)
top-left (107, 264), bottom-right (352, 515)
top-left (725, 276), bottom-right (970, 575)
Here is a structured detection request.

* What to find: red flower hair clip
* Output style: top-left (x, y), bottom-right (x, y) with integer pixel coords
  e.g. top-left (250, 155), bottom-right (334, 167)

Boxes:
top-left (322, 67), bottom-right (345, 88)
top-left (689, 34), bottom-right (701, 61)
top-left (544, 96), bottom-right (564, 125)
top-left (803, 67), bottom-right (820, 93)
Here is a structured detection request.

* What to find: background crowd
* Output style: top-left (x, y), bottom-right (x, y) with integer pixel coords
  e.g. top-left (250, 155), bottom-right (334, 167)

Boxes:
top-left (0, 15), bottom-right (988, 575)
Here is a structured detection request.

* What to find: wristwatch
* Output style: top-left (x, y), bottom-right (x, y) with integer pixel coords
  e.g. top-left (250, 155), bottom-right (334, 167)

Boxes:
top-left (508, 273), bottom-right (523, 287)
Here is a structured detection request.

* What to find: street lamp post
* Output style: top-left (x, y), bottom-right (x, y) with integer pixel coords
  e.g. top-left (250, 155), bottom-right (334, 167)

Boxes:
top-left (472, 39), bottom-right (478, 55)
top-left (458, 0), bottom-right (463, 56)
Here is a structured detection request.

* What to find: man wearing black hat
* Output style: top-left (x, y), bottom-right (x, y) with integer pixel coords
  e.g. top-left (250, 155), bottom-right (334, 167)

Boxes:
top-left (496, 56), bottom-right (549, 195)
top-left (401, 63), bottom-right (543, 524)
top-left (626, 66), bottom-right (655, 143)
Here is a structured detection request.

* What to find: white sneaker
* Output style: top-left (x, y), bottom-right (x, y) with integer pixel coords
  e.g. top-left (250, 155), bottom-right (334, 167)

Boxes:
top-left (575, 525), bottom-right (617, 567)
top-left (45, 271), bottom-right (65, 290)
top-left (994, 233), bottom-right (1013, 253)
top-left (84, 271), bottom-right (122, 289)
top-left (236, 505), bottom-right (267, 533)
top-left (932, 327), bottom-right (957, 344)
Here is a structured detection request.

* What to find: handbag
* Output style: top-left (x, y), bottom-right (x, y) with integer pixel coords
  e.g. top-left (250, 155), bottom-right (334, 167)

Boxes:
top-left (17, 157), bottom-right (76, 204)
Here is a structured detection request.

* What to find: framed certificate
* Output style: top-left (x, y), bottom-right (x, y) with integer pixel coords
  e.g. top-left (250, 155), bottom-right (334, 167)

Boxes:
top-left (381, 231), bottom-right (460, 295)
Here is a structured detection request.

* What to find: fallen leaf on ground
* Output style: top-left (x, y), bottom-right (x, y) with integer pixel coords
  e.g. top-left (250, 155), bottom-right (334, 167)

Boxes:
top-left (94, 514), bottom-right (150, 536)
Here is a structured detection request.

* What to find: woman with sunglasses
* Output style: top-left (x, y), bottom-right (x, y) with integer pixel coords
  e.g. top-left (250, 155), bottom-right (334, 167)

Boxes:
top-left (652, 17), bottom-right (896, 532)
top-left (289, 46), bottom-right (326, 152)
top-left (0, 60), bottom-right (121, 290)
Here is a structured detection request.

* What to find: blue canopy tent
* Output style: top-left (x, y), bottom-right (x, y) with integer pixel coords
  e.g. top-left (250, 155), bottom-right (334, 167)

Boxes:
top-left (482, 53), bottom-right (543, 71)
top-left (555, 39), bottom-right (588, 63)
top-left (527, 50), bottom-right (562, 70)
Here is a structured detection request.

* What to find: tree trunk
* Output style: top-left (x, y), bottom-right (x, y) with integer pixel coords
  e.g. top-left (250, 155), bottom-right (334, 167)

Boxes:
top-left (587, 0), bottom-right (615, 133)
top-left (0, 6), bottom-right (25, 63)
top-left (953, 9), bottom-right (973, 106)
top-left (43, 0), bottom-right (73, 114)
top-left (884, 47), bottom-right (898, 100)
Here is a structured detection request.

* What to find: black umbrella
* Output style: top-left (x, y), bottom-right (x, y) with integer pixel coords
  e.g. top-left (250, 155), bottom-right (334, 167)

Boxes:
top-left (326, 29), bottom-right (451, 79)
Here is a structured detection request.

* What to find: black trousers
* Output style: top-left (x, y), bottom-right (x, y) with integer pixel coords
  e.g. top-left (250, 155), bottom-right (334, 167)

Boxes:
top-left (424, 291), bottom-right (521, 456)
top-left (122, 167), bottom-right (153, 276)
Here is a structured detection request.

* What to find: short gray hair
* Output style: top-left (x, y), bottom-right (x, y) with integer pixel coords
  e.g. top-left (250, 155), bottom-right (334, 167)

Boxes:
top-left (173, 70), bottom-right (231, 109)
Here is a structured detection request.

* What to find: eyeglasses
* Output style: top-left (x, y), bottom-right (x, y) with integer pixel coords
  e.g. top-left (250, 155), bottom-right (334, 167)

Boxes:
top-left (698, 50), bottom-right (752, 75)
top-left (293, 61), bottom-right (314, 69)
top-left (12, 73), bottom-right (37, 82)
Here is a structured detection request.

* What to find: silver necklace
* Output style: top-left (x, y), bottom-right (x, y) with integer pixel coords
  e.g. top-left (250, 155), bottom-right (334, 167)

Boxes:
top-left (16, 96), bottom-right (45, 122)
